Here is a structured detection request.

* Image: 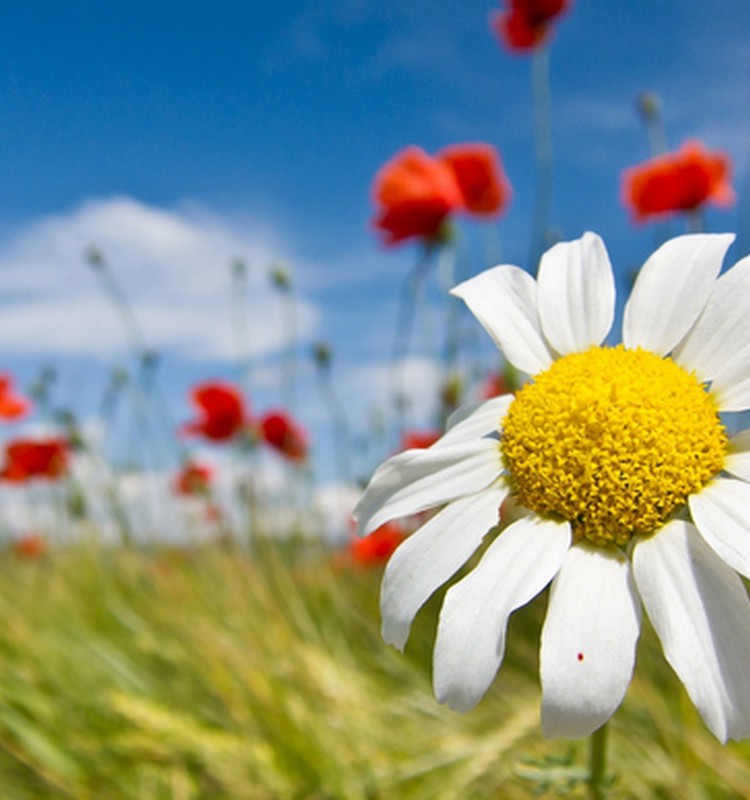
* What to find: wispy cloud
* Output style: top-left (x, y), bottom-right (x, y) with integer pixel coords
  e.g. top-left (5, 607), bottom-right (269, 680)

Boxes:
top-left (0, 196), bottom-right (320, 362)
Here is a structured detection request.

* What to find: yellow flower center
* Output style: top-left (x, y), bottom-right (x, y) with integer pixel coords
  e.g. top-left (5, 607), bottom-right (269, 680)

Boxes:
top-left (501, 345), bottom-right (727, 546)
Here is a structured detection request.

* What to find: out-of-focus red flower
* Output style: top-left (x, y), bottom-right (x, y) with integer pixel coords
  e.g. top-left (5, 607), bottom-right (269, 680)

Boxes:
top-left (401, 430), bottom-right (441, 451)
top-left (439, 144), bottom-right (512, 216)
top-left (372, 147), bottom-right (463, 246)
top-left (0, 375), bottom-right (30, 421)
top-left (621, 140), bottom-right (735, 223)
top-left (1, 438), bottom-right (68, 482)
top-left (481, 371), bottom-right (510, 399)
top-left (259, 411), bottom-right (308, 462)
top-left (173, 461), bottom-right (213, 496)
top-left (372, 144), bottom-right (513, 247)
top-left (491, 0), bottom-right (570, 52)
top-left (181, 381), bottom-right (247, 442)
top-left (350, 521), bottom-right (406, 566)
top-left (12, 533), bottom-right (47, 559)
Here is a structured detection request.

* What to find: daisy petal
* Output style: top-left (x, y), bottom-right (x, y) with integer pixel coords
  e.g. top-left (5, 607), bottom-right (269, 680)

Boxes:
top-left (353, 437), bottom-right (501, 537)
top-left (708, 356), bottom-right (750, 412)
top-left (689, 478), bottom-right (750, 579)
top-left (433, 515), bottom-right (571, 712)
top-left (451, 265), bottom-right (554, 375)
top-left (674, 254), bottom-right (750, 380)
top-left (380, 481), bottom-right (510, 650)
top-left (442, 395), bottom-right (514, 445)
top-left (633, 520), bottom-right (750, 742)
top-left (622, 233), bottom-right (734, 356)
top-left (537, 232), bottom-right (615, 355)
top-left (540, 543), bottom-right (641, 739)
top-left (724, 429), bottom-right (750, 482)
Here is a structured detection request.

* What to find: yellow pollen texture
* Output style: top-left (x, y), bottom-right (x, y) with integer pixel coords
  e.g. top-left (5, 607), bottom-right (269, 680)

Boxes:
top-left (501, 345), bottom-right (727, 546)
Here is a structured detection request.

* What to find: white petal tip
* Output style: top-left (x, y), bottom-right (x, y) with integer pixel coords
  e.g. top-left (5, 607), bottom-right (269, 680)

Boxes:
top-left (381, 623), bottom-right (408, 652)
top-left (435, 688), bottom-right (478, 714)
top-left (541, 714), bottom-right (605, 740)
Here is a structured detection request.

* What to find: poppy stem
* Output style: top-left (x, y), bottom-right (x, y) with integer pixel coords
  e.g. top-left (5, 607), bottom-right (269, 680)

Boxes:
top-left (271, 264), bottom-right (298, 414)
top-left (389, 246), bottom-right (436, 438)
top-left (686, 209), bottom-right (704, 233)
top-left (530, 44), bottom-right (555, 269)
top-left (231, 259), bottom-right (254, 399)
top-left (636, 92), bottom-right (668, 157)
top-left (313, 343), bottom-right (352, 486)
top-left (587, 722), bottom-right (609, 799)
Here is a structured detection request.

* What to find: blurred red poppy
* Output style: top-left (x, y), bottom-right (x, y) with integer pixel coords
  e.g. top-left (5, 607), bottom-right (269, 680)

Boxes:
top-left (259, 411), bottom-right (308, 462)
top-left (350, 521), bottom-right (406, 566)
top-left (181, 381), bottom-right (247, 442)
top-left (372, 146), bottom-right (463, 246)
top-left (439, 143), bottom-right (512, 216)
top-left (401, 430), bottom-right (441, 451)
top-left (372, 144), bottom-right (512, 247)
top-left (173, 460), bottom-right (213, 496)
top-left (622, 140), bottom-right (735, 223)
top-left (491, 0), bottom-right (570, 52)
top-left (1, 438), bottom-right (68, 482)
top-left (481, 370), bottom-right (511, 399)
top-left (0, 374), bottom-right (30, 421)
top-left (12, 533), bottom-right (47, 559)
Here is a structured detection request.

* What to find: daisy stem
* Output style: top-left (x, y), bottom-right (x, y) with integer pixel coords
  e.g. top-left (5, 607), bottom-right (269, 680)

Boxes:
top-left (587, 722), bottom-right (609, 799)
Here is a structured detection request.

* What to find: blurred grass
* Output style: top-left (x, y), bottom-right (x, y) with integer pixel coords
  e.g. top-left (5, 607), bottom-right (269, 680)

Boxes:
top-left (0, 539), bottom-right (747, 798)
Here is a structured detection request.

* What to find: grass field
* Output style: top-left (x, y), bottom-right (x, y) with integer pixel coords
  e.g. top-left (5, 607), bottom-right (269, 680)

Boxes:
top-left (0, 538), bottom-right (747, 799)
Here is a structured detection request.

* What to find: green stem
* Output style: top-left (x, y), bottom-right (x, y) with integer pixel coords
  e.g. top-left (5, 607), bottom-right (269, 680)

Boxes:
top-left (231, 259), bottom-right (254, 399)
top-left (588, 723), bottom-right (609, 800)
top-left (530, 44), bottom-right (554, 269)
top-left (389, 246), bottom-right (436, 437)
top-left (686, 209), bottom-right (704, 233)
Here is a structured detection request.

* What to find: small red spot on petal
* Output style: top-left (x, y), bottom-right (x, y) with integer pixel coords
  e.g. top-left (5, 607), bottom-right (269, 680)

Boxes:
top-left (577, 652), bottom-right (584, 662)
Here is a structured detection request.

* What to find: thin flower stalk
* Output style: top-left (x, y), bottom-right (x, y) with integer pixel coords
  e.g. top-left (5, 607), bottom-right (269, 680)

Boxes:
top-left (530, 44), bottom-right (555, 266)
top-left (313, 343), bottom-right (352, 486)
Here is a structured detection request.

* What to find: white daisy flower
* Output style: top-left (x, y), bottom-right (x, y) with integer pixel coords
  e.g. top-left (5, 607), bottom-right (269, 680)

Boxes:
top-left (354, 231), bottom-right (750, 743)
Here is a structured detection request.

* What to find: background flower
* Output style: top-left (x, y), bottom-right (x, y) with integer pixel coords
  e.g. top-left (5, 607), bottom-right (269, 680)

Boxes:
top-left (181, 381), bottom-right (247, 443)
top-left (349, 521), bottom-right (406, 566)
top-left (173, 461), bottom-right (213, 496)
top-left (621, 140), bottom-right (735, 223)
top-left (371, 147), bottom-right (462, 246)
top-left (259, 410), bottom-right (309, 462)
top-left (371, 143), bottom-right (512, 246)
top-left (0, 374), bottom-right (30, 421)
top-left (438, 143), bottom-right (512, 217)
top-left (490, 0), bottom-right (571, 52)
top-left (1, 437), bottom-right (69, 481)
top-left (399, 430), bottom-right (442, 451)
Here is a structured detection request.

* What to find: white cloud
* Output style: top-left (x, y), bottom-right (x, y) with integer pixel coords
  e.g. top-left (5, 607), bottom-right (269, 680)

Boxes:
top-left (342, 354), bottom-right (443, 427)
top-left (0, 196), bottom-right (320, 361)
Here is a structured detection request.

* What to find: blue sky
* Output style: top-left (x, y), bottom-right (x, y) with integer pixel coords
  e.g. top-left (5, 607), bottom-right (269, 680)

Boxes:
top-left (0, 0), bottom-right (748, 489)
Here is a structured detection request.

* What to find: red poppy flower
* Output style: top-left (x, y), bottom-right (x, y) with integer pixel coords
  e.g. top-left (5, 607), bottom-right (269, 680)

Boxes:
top-left (259, 411), bottom-right (308, 462)
top-left (438, 143), bottom-right (512, 216)
top-left (12, 533), bottom-right (47, 559)
top-left (181, 381), bottom-right (247, 442)
top-left (350, 521), bottom-right (406, 566)
top-left (401, 430), bottom-right (441, 451)
top-left (173, 461), bottom-right (213, 496)
top-left (1, 438), bottom-right (68, 482)
top-left (0, 374), bottom-right (30, 421)
top-left (480, 370), bottom-right (511, 399)
top-left (371, 146), bottom-right (463, 246)
top-left (490, 0), bottom-right (570, 52)
top-left (621, 140), bottom-right (735, 223)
